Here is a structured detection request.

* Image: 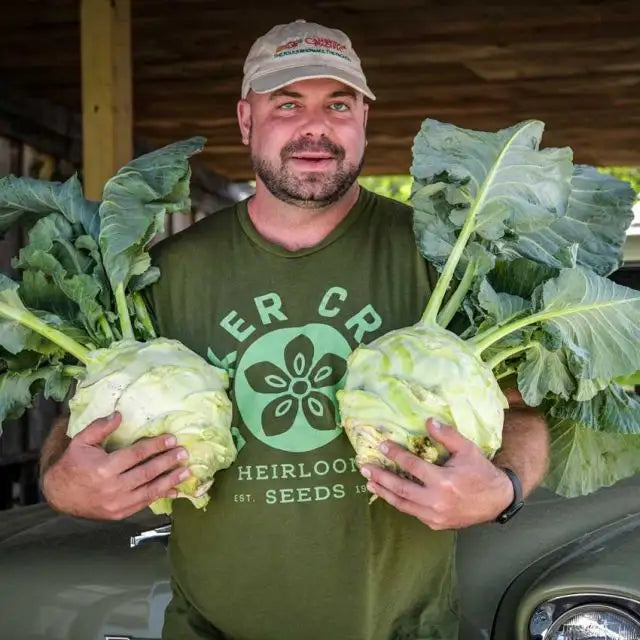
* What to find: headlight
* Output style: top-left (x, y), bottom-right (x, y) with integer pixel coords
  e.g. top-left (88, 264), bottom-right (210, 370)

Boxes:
top-left (545, 603), bottom-right (640, 639)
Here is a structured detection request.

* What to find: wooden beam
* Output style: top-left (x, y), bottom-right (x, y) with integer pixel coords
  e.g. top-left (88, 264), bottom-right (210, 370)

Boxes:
top-left (80, 0), bottom-right (132, 199)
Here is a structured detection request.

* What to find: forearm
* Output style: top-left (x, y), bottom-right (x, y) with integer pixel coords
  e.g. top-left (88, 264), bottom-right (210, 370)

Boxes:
top-left (493, 403), bottom-right (549, 498)
top-left (39, 416), bottom-right (70, 481)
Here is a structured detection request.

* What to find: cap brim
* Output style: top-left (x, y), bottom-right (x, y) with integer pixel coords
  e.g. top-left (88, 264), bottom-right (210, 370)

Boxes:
top-left (248, 65), bottom-right (376, 101)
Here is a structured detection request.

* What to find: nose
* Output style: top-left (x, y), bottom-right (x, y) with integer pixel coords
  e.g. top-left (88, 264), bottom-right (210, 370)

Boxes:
top-left (298, 105), bottom-right (332, 139)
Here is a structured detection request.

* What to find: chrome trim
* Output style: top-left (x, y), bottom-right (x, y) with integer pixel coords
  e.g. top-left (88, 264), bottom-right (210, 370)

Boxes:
top-left (546, 602), bottom-right (640, 637)
top-left (529, 593), bottom-right (640, 639)
top-left (129, 524), bottom-right (171, 548)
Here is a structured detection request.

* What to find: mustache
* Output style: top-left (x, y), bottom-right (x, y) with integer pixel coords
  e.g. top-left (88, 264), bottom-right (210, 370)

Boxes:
top-left (281, 137), bottom-right (345, 161)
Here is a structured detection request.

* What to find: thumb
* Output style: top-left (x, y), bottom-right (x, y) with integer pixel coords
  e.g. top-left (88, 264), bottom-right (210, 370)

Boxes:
top-left (426, 418), bottom-right (470, 456)
top-left (76, 412), bottom-right (122, 446)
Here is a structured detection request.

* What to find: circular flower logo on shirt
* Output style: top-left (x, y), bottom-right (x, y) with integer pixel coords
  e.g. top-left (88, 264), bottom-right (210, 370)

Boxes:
top-left (234, 325), bottom-right (351, 452)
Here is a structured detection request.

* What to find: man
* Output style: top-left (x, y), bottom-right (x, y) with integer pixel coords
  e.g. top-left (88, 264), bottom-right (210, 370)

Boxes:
top-left (40, 19), bottom-right (549, 640)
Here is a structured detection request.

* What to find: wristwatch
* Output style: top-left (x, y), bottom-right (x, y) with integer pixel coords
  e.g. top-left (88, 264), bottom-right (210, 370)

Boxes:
top-left (495, 467), bottom-right (524, 524)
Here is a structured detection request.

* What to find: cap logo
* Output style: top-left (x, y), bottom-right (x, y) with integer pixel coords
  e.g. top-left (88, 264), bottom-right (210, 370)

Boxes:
top-left (273, 35), bottom-right (351, 63)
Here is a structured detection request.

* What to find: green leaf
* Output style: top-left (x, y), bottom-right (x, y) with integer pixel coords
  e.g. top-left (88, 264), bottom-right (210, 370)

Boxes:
top-left (75, 234), bottom-right (112, 310)
top-left (0, 274), bottom-right (63, 356)
top-left (0, 273), bottom-right (91, 363)
top-left (411, 119), bottom-right (573, 242)
top-left (573, 377), bottom-right (609, 402)
top-left (99, 137), bottom-right (205, 289)
top-left (0, 174), bottom-right (100, 239)
top-left (538, 268), bottom-right (640, 380)
top-left (19, 270), bottom-right (76, 327)
top-left (517, 342), bottom-right (575, 405)
top-left (16, 247), bottom-right (106, 340)
top-left (496, 166), bottom-right (636, 276)
top-left (488, 258), bottom-right (558, 300)
top-left (478, 279), bottom-right (531, 325)
top-left (548, 384), bottom-right (640, 435)
top-left (615, 370), bottom-right (640, 389)
top-left (0, 365), bottom-right (71, 429)
top-left (542, 417), bottom-right (640, 497)
top-left (130, 266), bottom-right (161, 291)
top-left (10, 215), bottom-right (111, 342)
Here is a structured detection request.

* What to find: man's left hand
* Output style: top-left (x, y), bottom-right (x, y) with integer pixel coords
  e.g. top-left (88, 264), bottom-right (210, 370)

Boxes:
top-left (361, 418), bottom-right (513, 530)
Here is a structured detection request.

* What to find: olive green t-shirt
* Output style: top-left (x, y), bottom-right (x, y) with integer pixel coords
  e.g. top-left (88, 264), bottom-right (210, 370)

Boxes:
top-left (149, 188), bottom-right (459, 640)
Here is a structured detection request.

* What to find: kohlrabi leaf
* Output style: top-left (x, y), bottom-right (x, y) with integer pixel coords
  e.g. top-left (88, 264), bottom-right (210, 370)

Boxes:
top-left (12, 214), bottom-right (89, 273)
top-left (0, 274), bottom-right (64, 356)
top-left (542, 417), bottom-right (640, 497)
top-left (615, 370), bottom-right (640, 389)
top-left (0, 365), bottom-right (71, 429)
top-left (488, 258), bottom-right (558, 300)
top-left (517, 342), bottom-right (575, 405)
top-left (0, 273), bottom-right (90, 364)
top-left (14, 244), bottom-right (107, 342)
top-left (478, 279), bottom-right (531, 325)
top-left (0, 174), bottom-right (100, 240)
top-left (411, 119), bottom-right (573, 242)
top-left (537, 268), bottom-right (640, 380)
top-left (74, 235), bottom-right (112, 310)
top-left (495, 166), bottom-right (636, 276)
top-left (130, 266), bottom-right (161, 291)
top-left (99, 137), bottom-right (205, 289)
top-left (573, 377), bottom-right (609, 402)
top-left (548, 384), bottom-right (640, 435)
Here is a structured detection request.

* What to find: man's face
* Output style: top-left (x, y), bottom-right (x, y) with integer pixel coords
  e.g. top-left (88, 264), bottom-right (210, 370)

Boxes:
top-left (237, 78), bottom-right (369, 208)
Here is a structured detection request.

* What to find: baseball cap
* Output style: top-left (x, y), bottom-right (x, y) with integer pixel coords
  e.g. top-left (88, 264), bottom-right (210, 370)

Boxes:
top-left (241, 19), bottom-right (376, 101)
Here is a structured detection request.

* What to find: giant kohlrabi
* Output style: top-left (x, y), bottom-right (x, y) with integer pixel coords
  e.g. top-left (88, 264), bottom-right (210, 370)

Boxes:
top-left (338, 119), bottom-right (640, 498)
top-left (0, 139), bottom-right (235, 514)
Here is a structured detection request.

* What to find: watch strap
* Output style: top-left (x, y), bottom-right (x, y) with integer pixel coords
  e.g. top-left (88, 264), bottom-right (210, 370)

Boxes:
top-left (495, 467), bottom-right (524, 524)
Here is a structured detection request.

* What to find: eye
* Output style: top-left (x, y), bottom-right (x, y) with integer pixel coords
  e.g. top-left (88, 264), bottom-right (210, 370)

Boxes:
top-left (330, 102), bottom-right (350, 112)
top-left (278, 102), bottom-right (297, 111)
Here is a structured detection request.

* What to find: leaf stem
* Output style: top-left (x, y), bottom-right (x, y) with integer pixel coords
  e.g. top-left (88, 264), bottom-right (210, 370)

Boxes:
top-left (472, 309), bottom-right (560, 355)
top-left (421, 212), bottom-right (476, 325)
top-left (115, 283), bottom-right (134, 340)
top-left (495, 366), bottom-right (517, 381)
top-left (437, 259), bottom-right (475, 328)
top-left (486, 343), bottom-right (533, 371)
top-left (62, 365), bottom-right (86, 377)
top-left (132, 292), bottom-right (156, 338)
top-left (98, 314), bottom-right (114, 341)
top-left (0, 301), bottom-right (91, 364)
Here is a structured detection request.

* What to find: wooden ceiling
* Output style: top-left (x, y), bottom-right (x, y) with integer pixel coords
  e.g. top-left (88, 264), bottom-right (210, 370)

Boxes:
top-left (1, 0), bottom-right (639, 179)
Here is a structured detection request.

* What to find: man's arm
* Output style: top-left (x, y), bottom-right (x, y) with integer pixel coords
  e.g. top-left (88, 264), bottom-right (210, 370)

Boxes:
top-left (492, 388), bottom-right (549, 498)
top-left (40, 412), bottom-right (191, 520)
top-left (39, 416), bottom-right (71, 483)
top-left (360, 392), bottom-right (549, 530)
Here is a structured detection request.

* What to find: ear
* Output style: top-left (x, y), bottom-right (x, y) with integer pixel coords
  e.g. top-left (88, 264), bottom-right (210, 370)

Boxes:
top-left (363, 102), bottom-right (369, 129)
top-left (237, 99), bottom-right (252, 146)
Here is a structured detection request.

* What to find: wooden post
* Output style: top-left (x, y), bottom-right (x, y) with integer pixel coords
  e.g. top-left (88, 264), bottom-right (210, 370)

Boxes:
top-left (80, 0), bottom-right (132, 200)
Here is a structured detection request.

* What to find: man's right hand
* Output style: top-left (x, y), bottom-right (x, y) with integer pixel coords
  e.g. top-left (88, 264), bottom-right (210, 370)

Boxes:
top-left (42, 412), bottom-right (190, 520)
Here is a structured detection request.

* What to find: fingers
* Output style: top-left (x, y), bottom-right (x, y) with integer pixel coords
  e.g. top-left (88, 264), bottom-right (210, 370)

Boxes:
top-left (425, 418), bottom-right (472, 457)
top-left (101, 465), bottom-right (191, 520)
top-left (365, 479), bottom-right (445, 527)
top-left (376, 441), bottom-right (442, 485)
top-left (361, 464), bottom-right (425, 503)
top-left (127, 465), bottom-right (191, 512)
top-left (120, 448), bottom-right (189, 492)
top-left (107, 433), bottom-right (181, 475)
top-left (75, 412), bottom-right (122, 446)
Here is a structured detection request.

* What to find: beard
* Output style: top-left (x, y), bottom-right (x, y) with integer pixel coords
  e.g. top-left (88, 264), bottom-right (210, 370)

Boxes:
top-left (251, 136), bottom-right (364, 209)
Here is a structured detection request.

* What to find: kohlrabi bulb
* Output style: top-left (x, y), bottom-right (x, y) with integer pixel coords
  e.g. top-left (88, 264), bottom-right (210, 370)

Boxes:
top-left (67, 338), bottom-right (235, 514)
top-left (337, 324), bottom-right (507, 475)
